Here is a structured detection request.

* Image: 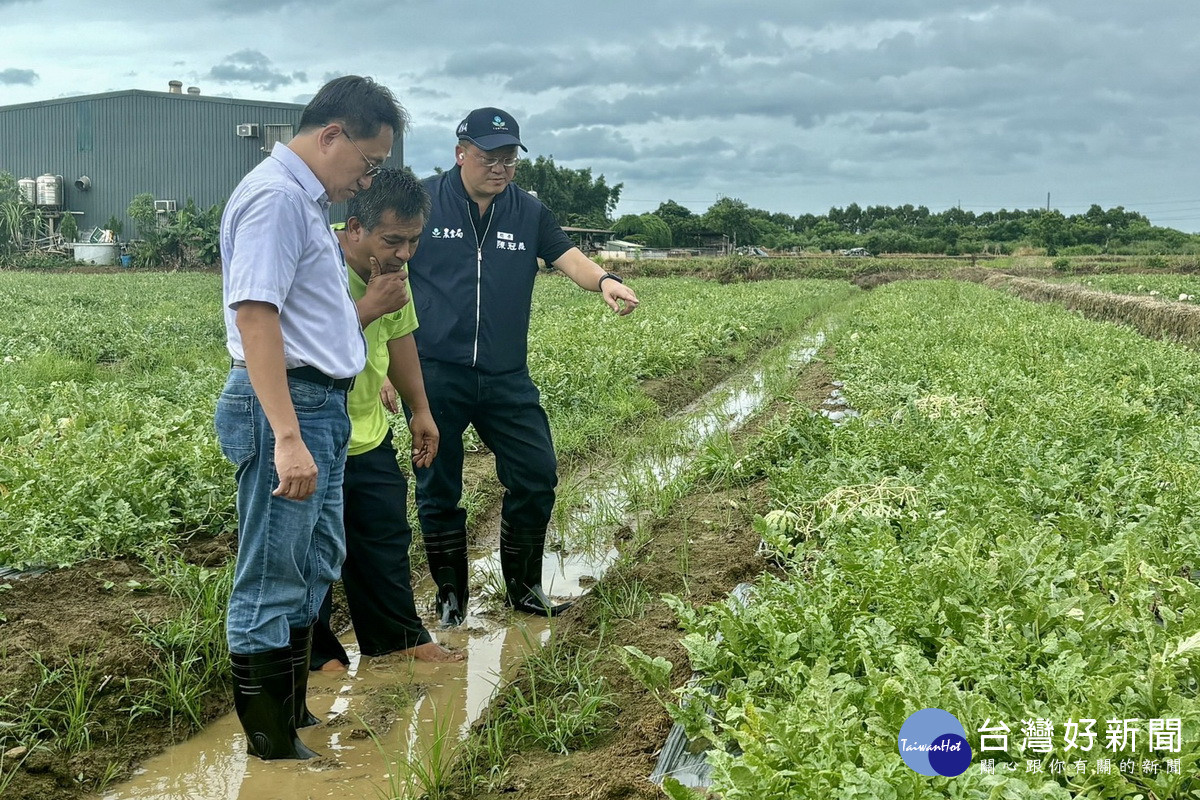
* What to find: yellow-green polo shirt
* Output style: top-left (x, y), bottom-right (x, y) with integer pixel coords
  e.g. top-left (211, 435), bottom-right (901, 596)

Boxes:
top-left (346, 264), bottom-right (419, 457)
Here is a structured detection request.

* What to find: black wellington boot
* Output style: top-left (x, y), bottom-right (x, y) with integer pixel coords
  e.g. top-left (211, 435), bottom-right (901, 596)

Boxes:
top-left (499, 519), bottom-right (573, 617)
top-left (231, 648), bottom-right (318, 760)
top-left (289, 626), bottom-right (321, 728)
top-left (424, 528), bottom-right (469, 627)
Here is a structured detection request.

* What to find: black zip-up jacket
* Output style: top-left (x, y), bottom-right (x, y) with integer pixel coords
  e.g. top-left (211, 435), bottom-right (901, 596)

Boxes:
top-left (408, 166), bottom-right (573, 374)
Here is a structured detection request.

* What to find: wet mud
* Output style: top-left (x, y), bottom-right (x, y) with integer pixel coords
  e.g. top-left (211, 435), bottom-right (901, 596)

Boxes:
top-left (1, 332), bottom-right (831, 800)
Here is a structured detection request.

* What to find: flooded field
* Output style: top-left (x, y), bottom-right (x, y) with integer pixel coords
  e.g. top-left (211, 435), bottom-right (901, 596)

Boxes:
top-left (88, 331), bottom-right (827, 799)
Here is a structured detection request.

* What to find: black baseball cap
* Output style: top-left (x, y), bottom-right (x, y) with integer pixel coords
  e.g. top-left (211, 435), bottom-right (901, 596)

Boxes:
top-left (455, 107), bottom-right (528, 152)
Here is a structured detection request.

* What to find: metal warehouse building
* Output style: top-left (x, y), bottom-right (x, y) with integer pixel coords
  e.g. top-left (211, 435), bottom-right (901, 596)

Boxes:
top-left (0, 83), bottom-right (312, 236)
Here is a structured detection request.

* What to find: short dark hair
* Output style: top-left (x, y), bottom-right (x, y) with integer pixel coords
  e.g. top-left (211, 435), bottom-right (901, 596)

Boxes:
top-left (299, 75), bottom-right (407, 140)
top-left (347, 167), bottom-right (431, 232)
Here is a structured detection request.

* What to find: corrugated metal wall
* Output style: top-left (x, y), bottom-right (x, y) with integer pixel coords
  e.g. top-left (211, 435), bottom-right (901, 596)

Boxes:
top-left (0, 90), bottom-right (402, 236)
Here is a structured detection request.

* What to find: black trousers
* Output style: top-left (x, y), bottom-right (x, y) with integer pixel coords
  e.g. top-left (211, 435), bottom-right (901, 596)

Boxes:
top-left (413, 359), bottom-right (558, 535)
top-left (311, 430), bottom-right (432, 669)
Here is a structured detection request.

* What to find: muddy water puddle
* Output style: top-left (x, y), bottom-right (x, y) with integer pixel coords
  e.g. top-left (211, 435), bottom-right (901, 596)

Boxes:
top-left (547, 333), bottom-right (825, 548)
top-left (96, 333), bottom-right (824, 800)
top-left (99, 618), bottom-right (549, 800)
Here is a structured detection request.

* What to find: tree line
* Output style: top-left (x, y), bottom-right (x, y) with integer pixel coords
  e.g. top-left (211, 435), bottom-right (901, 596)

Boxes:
top-left (6, 163), bottom-right (1198, 262)
top-left (514, 157), bottom-right (1200, 256)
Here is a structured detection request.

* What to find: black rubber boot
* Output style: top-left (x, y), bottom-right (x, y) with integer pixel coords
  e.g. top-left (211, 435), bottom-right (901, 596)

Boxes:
top-left (499, 520), bottom-right (573, 617)
top-left (289, 626), bottom-right (321, 728)
top-left (424, 528), bottom-right (469, 627)
top-left (231, 648), bottom-right (318, 760)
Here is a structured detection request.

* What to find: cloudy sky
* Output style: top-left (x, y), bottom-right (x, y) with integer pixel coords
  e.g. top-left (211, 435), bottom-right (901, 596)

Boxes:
top-left (3, 1), bottom-right (1200, 232)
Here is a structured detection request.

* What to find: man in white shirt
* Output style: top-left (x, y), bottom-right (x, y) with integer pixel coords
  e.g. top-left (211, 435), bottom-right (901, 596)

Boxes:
top-left (214, 75), bottom-right (407, 760)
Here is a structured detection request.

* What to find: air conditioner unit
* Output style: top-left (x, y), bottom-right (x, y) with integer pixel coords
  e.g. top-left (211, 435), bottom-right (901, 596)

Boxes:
top-left (154, 200), bottom-right (177, 213)
top-left (236, 123), bottom-right (260, 138)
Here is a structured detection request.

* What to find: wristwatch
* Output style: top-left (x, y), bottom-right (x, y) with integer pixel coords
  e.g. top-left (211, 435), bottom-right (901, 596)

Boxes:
top-left (598, 271), bottom-right (623, 290)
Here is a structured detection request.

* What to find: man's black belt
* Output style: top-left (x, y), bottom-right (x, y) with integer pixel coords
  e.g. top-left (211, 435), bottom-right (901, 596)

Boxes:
top-left (231, 359), bottom-right (355, 392)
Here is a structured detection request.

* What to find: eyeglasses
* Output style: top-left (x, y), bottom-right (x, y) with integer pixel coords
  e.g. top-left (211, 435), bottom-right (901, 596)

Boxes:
top-left (470, 151), bottom-right (520, 169)
top-left (342, 130), bottom-right (385, 177)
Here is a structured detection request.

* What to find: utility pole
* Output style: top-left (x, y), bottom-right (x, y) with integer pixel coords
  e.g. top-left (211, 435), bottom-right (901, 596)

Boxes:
top-left (1046, 192), bottom-right (1051, 211)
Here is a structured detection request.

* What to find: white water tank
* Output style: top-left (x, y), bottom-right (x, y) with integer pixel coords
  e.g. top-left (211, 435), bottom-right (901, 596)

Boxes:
top-left (17, 177), bottom-right (36, 204)
top-left (73, 242), bottom-right (119, 265)
top-left (36, 174), bottom-right (63, 208)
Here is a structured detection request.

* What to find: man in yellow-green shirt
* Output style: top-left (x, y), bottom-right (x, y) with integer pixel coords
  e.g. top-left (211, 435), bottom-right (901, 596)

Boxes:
top-left (311, 168), bottom-right (460, 670)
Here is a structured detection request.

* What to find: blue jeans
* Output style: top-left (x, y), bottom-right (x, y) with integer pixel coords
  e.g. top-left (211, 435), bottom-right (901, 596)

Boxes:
top-left (214, 368), bottom-right (351, 654)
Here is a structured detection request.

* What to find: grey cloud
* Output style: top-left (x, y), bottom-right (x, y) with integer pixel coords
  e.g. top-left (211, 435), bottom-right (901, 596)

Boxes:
top-left (0, 68), bottom-right (39, 85)
top-left (519, 6), bottom-right (1177, 148)
top-left (208, 50), bottom-right (305, 91)
top-left (502, 44), bottom-right (725, 94)
top-left (637, 137), bottom-right (738, 159)
top-left (720, 25), bottom-right (794, 60)
top-left (208, 0), bottom-right (321, 11)
top-left (533, 127), bottom-right (638, 162)
top-left (412, 4), bottom-right (1189, 143)
top-left (527, 75), bottom-right (837, 132)
top-left (402, 86), bottom-right (452, 101)
top-left (7, 0), bottom-right (1200, 231)
top-left (866, 114), bottom-right (930, 135)
top-left (845, 132), bottom-right (943, 172)
top-left (403, 119), bottom-right (464, 172)
top-left (736, 144), bottom-right (840, 184)
top-left (440, 46), bottom-right (541, 81)
top-left (204, 0), bottom-right (420, 13)
top-left (610, 139), bottom-right (839, 204)
top-left (833, 6), bottom-right (1198, 113)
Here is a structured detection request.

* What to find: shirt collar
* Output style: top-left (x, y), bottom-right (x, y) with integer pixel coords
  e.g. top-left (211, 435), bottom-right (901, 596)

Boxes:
top-left (447, 164), bottom-right (468, 200)
top-left (346, 258), bottom-right (367, 294)
top-left (272, 142), bottom-right (330, 205)
top-left (449, 164), bottom-right (506, 226)
top-left (335, 229), bottom-right (370, 296)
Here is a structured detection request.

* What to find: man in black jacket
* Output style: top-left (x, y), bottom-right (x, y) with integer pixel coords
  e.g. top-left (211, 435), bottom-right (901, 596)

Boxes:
top-left (406, 107), bottom-right (639, 626)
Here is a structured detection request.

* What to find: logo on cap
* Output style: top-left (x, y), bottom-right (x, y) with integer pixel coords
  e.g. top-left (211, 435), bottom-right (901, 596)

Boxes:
top-left (456, 107), bottom-right (525, 151)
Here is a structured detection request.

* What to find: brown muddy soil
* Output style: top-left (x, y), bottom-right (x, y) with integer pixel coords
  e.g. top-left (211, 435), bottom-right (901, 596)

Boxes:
top-left (445, 364), bottom-right (835, 800)
top-left (639, 351), bottom-right (764, 415)
top-left (0, 336), bottom-right (824, 800)
top-left (0, 559), bottom-right (227, 799)
top-left (456, 482), bottom-right (776, 800)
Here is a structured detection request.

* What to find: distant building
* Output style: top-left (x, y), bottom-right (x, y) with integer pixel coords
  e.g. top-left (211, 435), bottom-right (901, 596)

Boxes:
top-left (561, 225), bottom-right (615, 253)
top-left (598, 238), bottom-right (646, 260)
top-left (694, 230), bottom-right (732, 255)
top-left (0, 83), bottom-right (402, 237)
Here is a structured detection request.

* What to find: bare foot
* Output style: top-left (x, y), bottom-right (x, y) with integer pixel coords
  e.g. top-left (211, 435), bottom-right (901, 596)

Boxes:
top-left (401, 642), bottom-right (464, 662)
top-left (317, 658), bottom-right (348, 672)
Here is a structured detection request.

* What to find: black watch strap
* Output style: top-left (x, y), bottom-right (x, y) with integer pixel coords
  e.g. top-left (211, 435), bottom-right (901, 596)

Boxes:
top-left (598, 271), bottom-right (623, 290)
